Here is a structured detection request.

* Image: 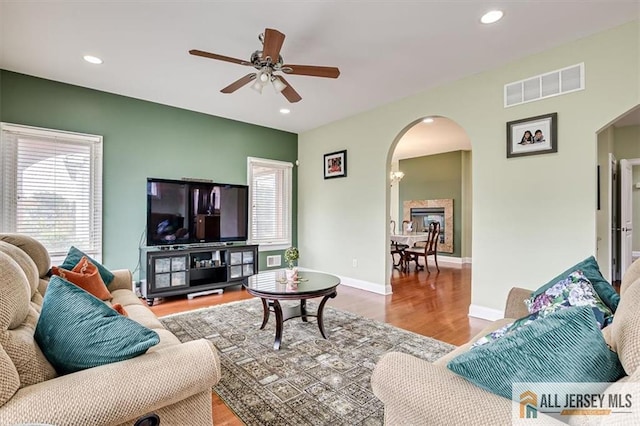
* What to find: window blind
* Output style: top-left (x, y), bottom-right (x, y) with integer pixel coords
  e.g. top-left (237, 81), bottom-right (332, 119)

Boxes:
top-left (0, 123), bottom-right (103, 260)
top-left (247, 157), bottom-right (292, 248)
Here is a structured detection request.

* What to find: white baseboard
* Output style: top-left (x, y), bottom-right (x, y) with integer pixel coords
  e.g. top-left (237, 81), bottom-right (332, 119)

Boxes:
top-left (462, 257), bottom-right (472, 264)
top-left (468, 304), bottom-right (503, 321)
top-left (298, 267), bottom-right (391, 295)
top-left (633, 251), bottom-right (640, 260)
top-left (438, 256), bottom-right (462, 265)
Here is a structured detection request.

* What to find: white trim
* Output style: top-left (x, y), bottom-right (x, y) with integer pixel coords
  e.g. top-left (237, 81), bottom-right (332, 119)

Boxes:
top-left (247, 156), bottom-right (293, 169)
top-left (258, 243), bottom-right (289, 252)
top-left (469, 304), bottom-right (504, 321)
top-left (246, 156), bottom-right (293, 247)
top-left (633, 251), bottom-right (640, 260)
top-left (438, 256), bottom-right (462, 265)
top-left (462, 257), bottom-right (472, 264)
top-left (1, 122), bottom-right (102, 142)
top-left (298, 267), bottom-right (391, 295)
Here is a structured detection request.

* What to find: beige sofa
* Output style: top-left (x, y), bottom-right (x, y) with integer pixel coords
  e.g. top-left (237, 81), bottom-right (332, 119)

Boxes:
top-left (0, 234), bottom-right (221, 426)
top-left (372, 260), bottom-right (640, 425)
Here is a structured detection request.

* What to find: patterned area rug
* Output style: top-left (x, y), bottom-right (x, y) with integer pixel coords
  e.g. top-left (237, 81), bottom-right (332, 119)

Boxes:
top-left (159, 298), bottom-right (455, 425)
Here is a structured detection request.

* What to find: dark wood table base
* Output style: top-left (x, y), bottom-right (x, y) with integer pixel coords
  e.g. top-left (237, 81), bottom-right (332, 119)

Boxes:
top-left (259, 292), bottom-right (337, 350)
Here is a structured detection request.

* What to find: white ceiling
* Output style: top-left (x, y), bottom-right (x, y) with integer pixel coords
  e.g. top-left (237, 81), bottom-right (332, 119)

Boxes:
top-left (0, 2), bottom-right (638, 134)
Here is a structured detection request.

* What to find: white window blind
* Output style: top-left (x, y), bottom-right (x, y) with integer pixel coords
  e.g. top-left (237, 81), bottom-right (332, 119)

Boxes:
top-left (247, 157), bottom-right (292, 249)
top-left (0, 123), bottom-right (103, 261)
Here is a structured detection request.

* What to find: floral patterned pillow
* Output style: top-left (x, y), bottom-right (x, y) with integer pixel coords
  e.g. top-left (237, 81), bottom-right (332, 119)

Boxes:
top-left (525, 270), bottom-right (613, 329)
top-left (472, 271), bottom-right (613, 349)
top-left (471, 313), bottom-right (541, 348)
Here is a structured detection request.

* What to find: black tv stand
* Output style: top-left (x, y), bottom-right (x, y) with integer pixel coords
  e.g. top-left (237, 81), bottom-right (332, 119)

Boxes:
top-left (139, 243), bottom-right (258, 306)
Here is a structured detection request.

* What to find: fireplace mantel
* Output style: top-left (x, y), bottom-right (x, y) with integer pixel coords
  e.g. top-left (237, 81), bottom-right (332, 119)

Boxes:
top-left (402, 199), bottom-right (453, 253)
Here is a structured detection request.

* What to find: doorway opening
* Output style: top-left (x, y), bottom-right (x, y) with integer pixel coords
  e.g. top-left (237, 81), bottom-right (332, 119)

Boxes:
top-left (596, 105), bottom-right (640, 282)
top-left (387, 116), bottom-right (472, 285)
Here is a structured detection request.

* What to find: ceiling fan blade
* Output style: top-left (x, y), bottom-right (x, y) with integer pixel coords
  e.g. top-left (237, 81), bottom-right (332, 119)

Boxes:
top-left (221, 73), bottom-right (256, 93)
top-left (262, 28), bottom-right (285, 63)
top-left (276, 76), bottom-right (302, 103)
top-left (189, 49), bottom-right (250, 66)
top-left (282, 64), bottom-right (340, 79)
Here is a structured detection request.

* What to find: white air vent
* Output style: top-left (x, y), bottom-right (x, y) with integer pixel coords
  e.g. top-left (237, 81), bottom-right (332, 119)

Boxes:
top-left (266, 255), bottom-right (281, 267)
top-left (504, 63), bottom-right (584, 107)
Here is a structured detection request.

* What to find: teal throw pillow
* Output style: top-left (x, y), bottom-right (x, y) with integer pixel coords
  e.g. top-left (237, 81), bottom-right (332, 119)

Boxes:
top-left (35, 276), bottom-right (159, 375)
top-left (526, 271), bottom-right (613, 328)
top-left (59, 246), bottom-right (114, 285)
top-left (531, 256), bottom-right (619, 311)
top-left (447, 306), bottom-right (625, 400)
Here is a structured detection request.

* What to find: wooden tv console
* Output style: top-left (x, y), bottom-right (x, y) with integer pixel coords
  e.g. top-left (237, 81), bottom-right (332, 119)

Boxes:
top-left (139, 243), bottom-right (258, 306)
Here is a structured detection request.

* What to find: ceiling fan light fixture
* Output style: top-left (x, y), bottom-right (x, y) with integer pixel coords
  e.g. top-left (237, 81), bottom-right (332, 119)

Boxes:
top-left (259, 69), bottom-right (270, 83)
top-left (250, 79), bottom-right (264, 94)
top-left (272, 76), bottom-right (287, 93)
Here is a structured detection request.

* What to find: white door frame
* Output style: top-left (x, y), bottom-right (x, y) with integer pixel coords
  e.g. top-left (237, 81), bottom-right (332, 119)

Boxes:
top-left (619, 158), bottom-right (640, 278)
top-left (609, 154), bottom-right (617, 281)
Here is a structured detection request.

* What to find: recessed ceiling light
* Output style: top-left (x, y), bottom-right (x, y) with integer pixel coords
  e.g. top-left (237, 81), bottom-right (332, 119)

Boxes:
top-left (422, 117), bottom-right (434, 123)
top-left (83, 55), bottom-right (103, 65)
top-left (480, 10), bottom-right (503, 24)
top-left (279, 108), bottom-right (291, 115)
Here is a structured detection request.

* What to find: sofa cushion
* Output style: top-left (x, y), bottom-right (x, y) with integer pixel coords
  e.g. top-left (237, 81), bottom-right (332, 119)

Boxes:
top-left (447, 306), bottom-right (625, 400)
top-left (35, 276), bottom-right (159, 375)
top-left (59, 246), bottom-right (114, 285)
top-left (0, 252), bottom-right (57, 391)
top-left (611, 278), bottom-right (640, 374)
top-left (0, 344), bottom-right (20, 407)
top-left (52, 256), bottom-right (112, 301)
top-left (532, 256), bottom-right (619, 311)
top-left (0, 241), bottom-right (39, 298)
top-left (621, 259), bottom-right (640, 296)
top-left (0, 233), bottom-right (50, 278)
top-left (526, 271), bottom-right (613, 328)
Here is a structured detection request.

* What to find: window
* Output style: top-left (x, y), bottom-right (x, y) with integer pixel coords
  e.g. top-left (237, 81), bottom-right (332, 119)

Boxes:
top-left (247, 157), bottom-right (292, 250)
top-left (1, 123), bottom-right (103, 262)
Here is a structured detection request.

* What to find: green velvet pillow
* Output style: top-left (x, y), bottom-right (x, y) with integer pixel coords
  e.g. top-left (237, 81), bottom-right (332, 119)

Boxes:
top-left (532, 256), bottom-right (619, 311)
top-left (447, 306), bottom-right (625, 400)
top-left (59, 246), bottom-right (115, 285)
top-left (35, 276), bottom-right (159, 375)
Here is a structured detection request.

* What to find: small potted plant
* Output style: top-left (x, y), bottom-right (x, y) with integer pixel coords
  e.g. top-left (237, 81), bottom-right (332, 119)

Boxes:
top-left (284, 246), bottom-right (299, 281)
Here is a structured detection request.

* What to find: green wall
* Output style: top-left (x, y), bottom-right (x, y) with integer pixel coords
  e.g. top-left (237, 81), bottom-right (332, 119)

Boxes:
top-left (0, 70), bottom-right (298, 277)
top-left (399, 151), bottom-right (463, 257)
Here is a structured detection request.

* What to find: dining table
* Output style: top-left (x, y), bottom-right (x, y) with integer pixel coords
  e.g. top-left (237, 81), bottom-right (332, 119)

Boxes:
top-left (390, 232), bottom-right (431, 272)
top-left (390, 232), bottom-right (430, 247)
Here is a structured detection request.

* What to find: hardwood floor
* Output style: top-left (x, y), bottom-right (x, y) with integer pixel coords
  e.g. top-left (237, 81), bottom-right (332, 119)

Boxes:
top-left (149, 264), bottom-right (488, 425)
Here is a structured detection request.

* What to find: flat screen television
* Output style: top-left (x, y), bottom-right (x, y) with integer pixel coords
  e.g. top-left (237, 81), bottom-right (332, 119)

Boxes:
top-left (146, 178), bottom-right (248, 246)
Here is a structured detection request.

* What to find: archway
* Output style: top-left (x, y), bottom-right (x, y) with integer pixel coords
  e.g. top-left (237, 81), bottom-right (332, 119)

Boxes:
top-left (386, 115), bottom-right (472, 287)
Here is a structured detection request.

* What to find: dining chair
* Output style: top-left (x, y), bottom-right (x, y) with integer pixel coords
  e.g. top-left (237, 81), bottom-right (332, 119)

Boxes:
top-left (403, 221), bottom-right (440, 273)
top-left (390, 220), bottom-right (408, 270)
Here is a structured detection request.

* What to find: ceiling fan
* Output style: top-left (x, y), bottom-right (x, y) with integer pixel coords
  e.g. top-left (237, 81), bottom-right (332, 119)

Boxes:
top-left (189, 28), bottom-right (340, 103)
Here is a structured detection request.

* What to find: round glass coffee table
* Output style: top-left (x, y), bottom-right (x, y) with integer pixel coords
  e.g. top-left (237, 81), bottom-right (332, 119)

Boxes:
top-left (243, 270), bottom-right (340, 350)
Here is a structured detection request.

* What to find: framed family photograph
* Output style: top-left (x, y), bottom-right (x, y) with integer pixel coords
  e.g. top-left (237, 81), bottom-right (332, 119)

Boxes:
top-left (324, 150), bottom-right (347, 179)
top-left (506, 112), bottom-right (557, 158)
